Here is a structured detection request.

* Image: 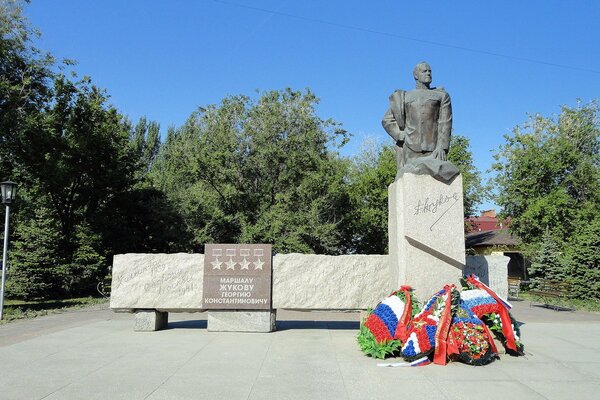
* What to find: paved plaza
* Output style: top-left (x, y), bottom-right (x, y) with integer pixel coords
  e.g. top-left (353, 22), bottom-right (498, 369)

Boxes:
top-left (1, 300), bottom-right (599, 400)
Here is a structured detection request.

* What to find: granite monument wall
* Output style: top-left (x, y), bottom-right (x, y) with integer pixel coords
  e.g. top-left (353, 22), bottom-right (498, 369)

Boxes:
top-left (110, 253), bottom-right (391, 312)
top-left (110, 253), bottom-right (508, 312)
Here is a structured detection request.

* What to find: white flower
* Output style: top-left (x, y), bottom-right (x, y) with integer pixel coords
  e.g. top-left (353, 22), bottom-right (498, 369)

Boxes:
top-left (460, 289), bottom-right (488, 301)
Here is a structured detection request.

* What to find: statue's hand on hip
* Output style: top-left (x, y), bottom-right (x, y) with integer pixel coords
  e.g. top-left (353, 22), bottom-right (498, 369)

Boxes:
top-left (432, 148), bottom-right (447, 161)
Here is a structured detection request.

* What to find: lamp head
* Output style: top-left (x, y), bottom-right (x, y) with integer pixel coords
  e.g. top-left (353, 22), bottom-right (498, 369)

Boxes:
top-left (1, 181), bottom-right (17, 205)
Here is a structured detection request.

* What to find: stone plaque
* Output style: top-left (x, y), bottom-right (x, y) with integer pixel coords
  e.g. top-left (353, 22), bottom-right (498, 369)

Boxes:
top-left (203, 244), bottom-right (272, 310)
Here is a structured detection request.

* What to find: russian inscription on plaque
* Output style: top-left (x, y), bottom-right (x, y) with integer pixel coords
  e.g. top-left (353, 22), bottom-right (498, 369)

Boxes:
top-left (203, 244), bottom-right (272, 310)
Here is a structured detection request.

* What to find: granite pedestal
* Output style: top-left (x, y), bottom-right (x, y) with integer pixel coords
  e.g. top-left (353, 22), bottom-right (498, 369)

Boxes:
top-left (388, 173), bottom-right (464, 303)
top-left (134, 310), bottom-right (168, 331)
top-left (207, 310), bottom-right (276, 332)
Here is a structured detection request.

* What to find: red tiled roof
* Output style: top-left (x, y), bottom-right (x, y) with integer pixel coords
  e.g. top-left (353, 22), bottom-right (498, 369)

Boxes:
top-left (466, 216), bottom-right (510, 232)
top-left (465, 229), bottom-right (520, 248)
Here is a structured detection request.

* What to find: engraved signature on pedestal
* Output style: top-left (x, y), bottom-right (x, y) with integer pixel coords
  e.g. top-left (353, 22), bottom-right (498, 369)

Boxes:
top-left (412, 192), bottom-right (460, 231)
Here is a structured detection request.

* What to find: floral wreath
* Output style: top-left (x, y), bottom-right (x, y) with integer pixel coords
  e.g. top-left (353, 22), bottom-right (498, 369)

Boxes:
top-left (357, 275), bottom-right (525, 366)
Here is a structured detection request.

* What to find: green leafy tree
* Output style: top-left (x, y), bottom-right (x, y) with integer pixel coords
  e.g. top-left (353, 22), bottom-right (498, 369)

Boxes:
top-left (23, 76), bottom-right (139, 240)
top-left (343, 142), bottom-right (395, 254)
top-left (8, 208), bottom-right (108, 299)
top-left (6, 81), bottom-right (175, 296)
top-left (98, 187), bottom-right (191, 254)
top-left (131, 116), bottom-right (161, 177)
top-left (491, 101), bottom-right (600, 298)
top-left (528, 229), bottom-right (564, 284)
top-left (492, 102), bottom-right (599, 245)
top-left (0, 0), bottom-right (54, 175)
top-left (562, 217), bottom-right (600, 299)
top-left (343, 135), bottom-right (483, 253)
top-left (150, 89), bottom-right (350, 254)
top-left (1, 2), bottom-right (195, 299)
top-left (447, 135), bottom-right (485, 217)
top-left (6, 206), bottom-right (62, 300)
top-left (57, 222), bottom-right (106, 297)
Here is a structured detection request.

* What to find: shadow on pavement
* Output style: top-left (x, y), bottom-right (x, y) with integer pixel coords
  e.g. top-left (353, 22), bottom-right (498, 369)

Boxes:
top-left (164, 320), bottom-right (359, 331)
top-left (167, 320), bottom-right (208, 329)
top-left (530, 303), bottom-right (575, 312)
top-left (276, 320), bottom-right (359, 331)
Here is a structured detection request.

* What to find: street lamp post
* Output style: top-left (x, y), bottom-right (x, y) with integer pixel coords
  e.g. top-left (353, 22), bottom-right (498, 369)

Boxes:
top-left (0, 180), bottom-right (17, 320)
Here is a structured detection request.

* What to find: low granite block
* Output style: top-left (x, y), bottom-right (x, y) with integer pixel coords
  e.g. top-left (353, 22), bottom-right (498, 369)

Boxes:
top-left (110, 253), bottom-right (204, 311)
top-left (134, 310), bottom-right (168, 331)
top-left (272, 254), bottom-right (391, 309)
top-left (207, 310), bottom-right (276, 332)
top-left (464, 254), bottom-right (510, 299)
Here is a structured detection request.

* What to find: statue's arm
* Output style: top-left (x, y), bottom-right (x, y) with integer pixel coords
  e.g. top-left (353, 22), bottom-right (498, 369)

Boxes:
top-left (382, 90), bottom-right (406, 145)
top-left (437, 91), bottom-right (452, 152)
top-left (382, 108), bottom-right (403, 144)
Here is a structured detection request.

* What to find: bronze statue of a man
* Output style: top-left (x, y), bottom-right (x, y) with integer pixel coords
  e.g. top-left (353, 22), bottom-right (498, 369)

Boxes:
top-left (382, 62), bottom-right (459, 182)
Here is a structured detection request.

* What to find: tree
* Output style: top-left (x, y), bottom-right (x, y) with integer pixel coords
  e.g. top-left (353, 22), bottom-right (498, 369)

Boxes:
top-left (342, 134), bottom-right (483, 253)
top-left (131, 116), bottom-right (161, 178)
top-left (1, 2), bottom-right (196, 299)
top-left (150, 89), bottom-right (350, 254)
top-left (9, 74), bottom-right (140, 247)
top-left (492, 102), bottom-right (599, 245)
top-left (528, 228), bottom-right (564, 283)
top-left (342, 142), bottom-right (396, 254)
top-left (98, 187), bottom-right (191, 254)
top-left (491, 101), bottom-right (600, 298)
top-left (5, 76), bottom-right (180, 297)
top-left (447, 135), bottom-right (484, 217)
top-left (562, 215), bottom-right (600, 299)
top-left (57, 222), bottom-right (106, 297)
top-left (1, 0), bottom-right (55, 175)
top-left (7, 206), bottom-right (62, 299)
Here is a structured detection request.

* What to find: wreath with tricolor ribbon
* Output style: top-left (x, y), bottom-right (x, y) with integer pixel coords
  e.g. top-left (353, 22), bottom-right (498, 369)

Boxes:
top-left (357, 275), bottom-right (524, 366)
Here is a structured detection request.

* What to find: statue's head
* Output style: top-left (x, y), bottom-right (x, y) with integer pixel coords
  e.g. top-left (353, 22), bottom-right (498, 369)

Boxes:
top-left (413, 62), bottom-right (432, 86)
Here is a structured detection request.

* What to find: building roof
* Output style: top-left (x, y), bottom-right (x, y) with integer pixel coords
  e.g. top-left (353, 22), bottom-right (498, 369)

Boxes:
top-left (465, 229), bottom-right (520, 248)
top-left (466, 210), bottom-right (511, 232)
top-left (467, 216), bottom-right (504, 231)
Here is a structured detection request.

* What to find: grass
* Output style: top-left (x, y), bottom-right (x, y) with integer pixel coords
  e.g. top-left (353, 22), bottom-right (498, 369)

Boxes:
top-left (1, 296), bottom-right (108, 324)
top-left (520, 291), bottom-right (600, 313)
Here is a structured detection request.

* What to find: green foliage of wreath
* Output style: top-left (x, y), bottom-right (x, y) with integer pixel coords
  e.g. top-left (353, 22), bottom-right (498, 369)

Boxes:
top-left (356, 289), bottom-right (419, 359)
top-left (356, 323), bottom-right (403, 359)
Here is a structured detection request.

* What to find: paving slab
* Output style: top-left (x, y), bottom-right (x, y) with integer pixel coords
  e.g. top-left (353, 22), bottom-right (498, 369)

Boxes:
top-left (0, 301), bottom-right (599, 399)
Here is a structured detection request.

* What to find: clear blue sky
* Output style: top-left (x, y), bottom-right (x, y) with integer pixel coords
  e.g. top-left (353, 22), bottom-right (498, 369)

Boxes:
top-left (24, 0), bottom-right (600, 212)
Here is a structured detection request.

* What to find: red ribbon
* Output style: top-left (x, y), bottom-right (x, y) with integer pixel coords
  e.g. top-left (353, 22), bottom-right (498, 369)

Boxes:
top-left (395, 286), bottom-right (413, 342)
top-left (433, 284), bottom-right (455, 365)
top-left (447, 327), bottom-right (459, 357)
top-left (466, 275), bottom-right (518, 352)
